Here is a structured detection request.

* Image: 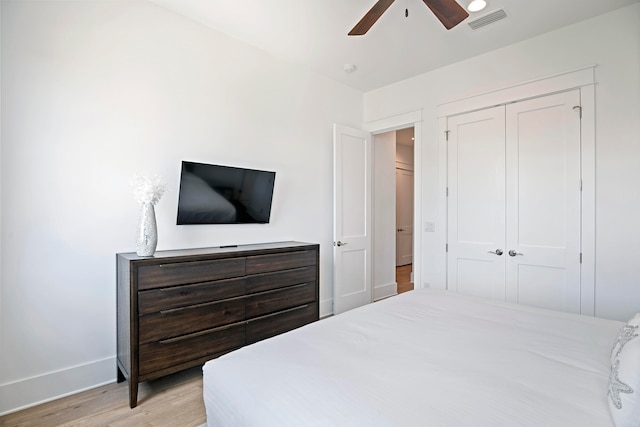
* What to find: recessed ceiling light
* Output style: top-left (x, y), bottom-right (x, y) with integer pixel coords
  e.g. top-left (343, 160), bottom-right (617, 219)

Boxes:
top-left (468, 0), bottom-right (487, 12)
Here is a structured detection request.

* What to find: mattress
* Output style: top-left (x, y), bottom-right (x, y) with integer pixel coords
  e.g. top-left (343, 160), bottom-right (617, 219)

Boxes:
top-left (203, 289), bottom-right (622, 426)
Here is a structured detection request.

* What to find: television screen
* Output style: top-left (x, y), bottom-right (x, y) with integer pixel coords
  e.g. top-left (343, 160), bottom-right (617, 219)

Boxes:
top-left (176, 161), bottom-right (276, 225)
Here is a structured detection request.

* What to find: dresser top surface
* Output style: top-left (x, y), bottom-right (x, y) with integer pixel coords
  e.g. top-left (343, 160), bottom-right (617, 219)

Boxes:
top-left (117, 241), bottom-right (318, 261)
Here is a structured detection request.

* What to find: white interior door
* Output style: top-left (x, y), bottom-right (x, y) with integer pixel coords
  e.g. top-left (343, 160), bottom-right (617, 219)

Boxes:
top-left (505, 90), bottom-right (582, 313)
top-left (333, 124), bottom-right (372, 314)
top-left (396, 168), bottom-right (413, 266)
top-left (447, 106), bottom-right (506, 299)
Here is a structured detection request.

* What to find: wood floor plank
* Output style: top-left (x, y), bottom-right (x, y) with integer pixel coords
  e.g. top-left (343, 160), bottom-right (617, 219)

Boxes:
top-left (0, 366), bottom-right (206, 427)
top-left (396, 265), bottom-right (413, 294)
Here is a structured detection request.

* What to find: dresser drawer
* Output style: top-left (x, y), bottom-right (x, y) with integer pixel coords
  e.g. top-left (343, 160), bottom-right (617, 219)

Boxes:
top-left (245, 282), bottom-right (316, 318)
top-left (246, 302), bottom-right (317, 344)
top-left (246, 250), bottom-right (316, 275)
top-left (137, 258), bottom-right (246, 290)
top-left (245, 266), bottom-right (317, 294)
top-left (117, 242), bottom-right (319, 408)
top-left (138, 278), bottom-right (246, 315)
top-left (139, 298), bottom-right (245, 344)
top-left (139, 323), bottom-right (245, 376)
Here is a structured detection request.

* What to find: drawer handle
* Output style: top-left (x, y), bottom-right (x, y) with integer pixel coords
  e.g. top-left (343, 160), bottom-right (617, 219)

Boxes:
top-left (157, 277), bottom-right (246, 292)
top-left (252, 266), bottom-right (312, 278)
top-left (158, 259), bottom-right (240, 268)
top-left (248, 304), bottom-right (310, 323)
top-left (159, 297), bottom-right (243, 315)
top-left (158, 322), bottom-right (241, 344)
top-left (250, 282), bottom-right (312, 297)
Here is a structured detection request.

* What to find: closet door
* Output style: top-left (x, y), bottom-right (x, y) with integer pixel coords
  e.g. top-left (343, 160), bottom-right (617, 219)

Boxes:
top-left (447, 106), bottom-right (506, 299)
top-left (505, 90), bottom-right (581, 313)
top-left (446, 90), bottom-right (582, 313)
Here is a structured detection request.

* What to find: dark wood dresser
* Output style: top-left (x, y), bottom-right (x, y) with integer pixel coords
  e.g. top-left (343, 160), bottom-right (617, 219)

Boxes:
top-left (116, 241), bottom-right (319, 408)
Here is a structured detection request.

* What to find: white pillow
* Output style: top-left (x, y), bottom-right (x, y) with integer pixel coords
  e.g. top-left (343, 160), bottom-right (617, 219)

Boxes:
top-left (609, 313), bottom-right (640, 427)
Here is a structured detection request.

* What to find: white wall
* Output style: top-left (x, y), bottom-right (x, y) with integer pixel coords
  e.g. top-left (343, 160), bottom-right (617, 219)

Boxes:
top-left (396, 144), bottom-right (414, 169)
top-left (0, 0), bottom-right (362, 414)
top-left (364, 3), bottom-right (640, 322)
top-left (2, 0), bottom-right (637, 416)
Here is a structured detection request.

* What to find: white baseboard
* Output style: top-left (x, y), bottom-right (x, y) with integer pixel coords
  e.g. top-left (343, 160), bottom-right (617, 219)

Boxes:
top-left (0, 356), bottom-right (115, 416)
top-left (374, 282), bottom-right (398, 301)
top-left (319, 298), bottom-right (333, 318)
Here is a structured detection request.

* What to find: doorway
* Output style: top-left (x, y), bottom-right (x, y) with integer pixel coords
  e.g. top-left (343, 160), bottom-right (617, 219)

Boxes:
top-left (371, 126), bottom-right (415, 299)
top-left (395, 127), bottom-right (414, 294)
top-left (333, 110), bottom-right (423, 312)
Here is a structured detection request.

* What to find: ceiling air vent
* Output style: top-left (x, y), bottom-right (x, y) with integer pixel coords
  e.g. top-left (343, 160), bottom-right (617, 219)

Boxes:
top-left (468, 9), bottom-right (508, 30)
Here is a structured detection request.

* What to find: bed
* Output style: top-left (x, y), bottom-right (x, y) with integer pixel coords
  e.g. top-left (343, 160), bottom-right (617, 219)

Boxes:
top-left (202, 289), bottom-right (639, 426)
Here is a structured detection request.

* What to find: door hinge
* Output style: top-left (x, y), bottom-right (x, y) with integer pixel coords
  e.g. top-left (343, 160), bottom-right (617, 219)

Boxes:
top-left (580, 252), bottom-right (583, 264)
top-left (579, 179), bottom-right (583, 191)
top-left (446, 243), bottom-right (449, 252)
top-left (445, 130), bottom-right (450, 141)
top-left (446, 187), bottom-right (449, 197)
top-left (572, 105), bottom-right (582, 119)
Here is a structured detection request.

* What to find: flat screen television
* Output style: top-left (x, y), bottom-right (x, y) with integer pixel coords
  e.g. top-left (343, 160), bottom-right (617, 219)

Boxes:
top-left (176, 161), bottom-right (276, 225)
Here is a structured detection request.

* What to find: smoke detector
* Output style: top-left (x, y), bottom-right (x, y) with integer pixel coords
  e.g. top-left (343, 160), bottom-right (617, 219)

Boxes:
top-left (344, 64), bottom-right (357, 73)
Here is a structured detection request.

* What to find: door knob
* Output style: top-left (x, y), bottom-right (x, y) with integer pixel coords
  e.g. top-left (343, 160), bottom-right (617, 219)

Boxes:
top-left (508, 250), bottom-right (523, 257)
top-left (335, 241), bottom-right (348, 247)
top-left (488, 249), bottom-right (503, 256)
top-left (397, 228), bottom-right (405, 232)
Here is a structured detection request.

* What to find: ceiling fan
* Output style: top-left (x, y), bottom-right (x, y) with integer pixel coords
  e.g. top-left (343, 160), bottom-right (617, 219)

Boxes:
top-left (348, 0), bottom-right (469, 35)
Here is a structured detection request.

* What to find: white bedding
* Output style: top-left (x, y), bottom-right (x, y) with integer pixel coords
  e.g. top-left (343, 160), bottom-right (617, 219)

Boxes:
top-left (203, 289), bottom-right (622, 426)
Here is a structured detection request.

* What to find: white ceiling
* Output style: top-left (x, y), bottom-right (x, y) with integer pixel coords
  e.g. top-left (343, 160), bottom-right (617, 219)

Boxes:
top-left (148, 0), bottom-right (639, 92)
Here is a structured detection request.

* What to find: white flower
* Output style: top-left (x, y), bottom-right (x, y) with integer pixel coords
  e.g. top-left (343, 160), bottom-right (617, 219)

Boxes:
top-left (131, 174), bottom-right (166, 205)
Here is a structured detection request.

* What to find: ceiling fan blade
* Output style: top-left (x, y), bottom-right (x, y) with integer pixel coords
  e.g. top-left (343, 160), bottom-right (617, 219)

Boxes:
top-left (348, 0), bottom-right (396, 36)
top-left (422, 0), bottom-right (469, 29)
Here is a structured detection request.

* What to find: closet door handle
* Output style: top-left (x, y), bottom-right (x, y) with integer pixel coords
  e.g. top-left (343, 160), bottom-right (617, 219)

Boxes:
top-left (488, 249), bottom-right (503, 256)
top-left (508, 250), bottom-right (523, 257)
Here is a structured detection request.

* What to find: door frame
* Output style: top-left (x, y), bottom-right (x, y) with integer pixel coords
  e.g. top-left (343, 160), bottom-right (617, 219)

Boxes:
top-left (437, 66), bottom-right (596, 315)
top-left (395, 165), bottom-right (414, 267)
top-left (364, 109), bottom-right (424, 292)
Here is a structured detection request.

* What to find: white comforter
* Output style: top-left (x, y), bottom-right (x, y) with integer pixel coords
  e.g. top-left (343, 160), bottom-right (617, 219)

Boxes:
top-left (203, 289), bottom-right (622, 426)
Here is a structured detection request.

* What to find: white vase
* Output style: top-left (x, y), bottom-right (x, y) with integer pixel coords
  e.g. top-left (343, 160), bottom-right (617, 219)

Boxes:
top-left (136, 203), bottom-right (158, 256)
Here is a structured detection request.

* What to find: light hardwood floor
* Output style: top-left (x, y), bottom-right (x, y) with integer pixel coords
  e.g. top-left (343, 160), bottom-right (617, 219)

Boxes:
top-left (396, 264), bottom-right (413, 294)
top-left (2, 267), bottom-right (414, 426)
top-left (0, 366), bottom-right (206, 427)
